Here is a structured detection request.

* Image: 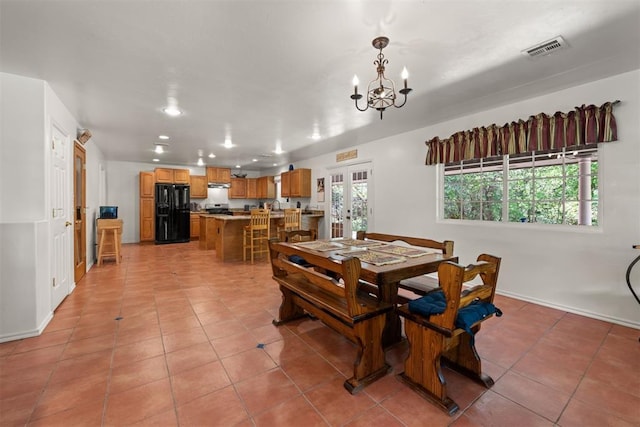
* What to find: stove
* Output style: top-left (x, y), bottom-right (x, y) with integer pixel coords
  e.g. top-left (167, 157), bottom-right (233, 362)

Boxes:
top-left (205, 203), bottom-right (232, 215)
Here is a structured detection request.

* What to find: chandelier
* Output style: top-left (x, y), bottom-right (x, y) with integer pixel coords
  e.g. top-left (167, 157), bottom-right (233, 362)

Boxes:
top-left (350, 36), bottom-right (412, 119)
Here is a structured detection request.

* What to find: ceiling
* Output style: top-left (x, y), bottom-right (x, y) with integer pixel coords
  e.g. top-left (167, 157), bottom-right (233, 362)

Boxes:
top-left (1, 1), bottom-right (639, 171)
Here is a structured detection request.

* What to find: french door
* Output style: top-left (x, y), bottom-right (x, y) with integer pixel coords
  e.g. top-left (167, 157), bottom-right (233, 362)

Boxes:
top-left (329, 162), bottom-right (373, 239)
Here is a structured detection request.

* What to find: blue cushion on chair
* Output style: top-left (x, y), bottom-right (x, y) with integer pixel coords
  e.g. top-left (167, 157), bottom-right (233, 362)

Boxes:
top-left (288, 255), bottom-right (309, 266)
top-left (455, 301), bottom-right (502, 343)
top-left (408, 290), bottom-right (446, 316)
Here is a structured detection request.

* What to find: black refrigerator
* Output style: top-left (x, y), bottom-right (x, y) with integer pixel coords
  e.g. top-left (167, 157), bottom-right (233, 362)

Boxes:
top-left (155, 183), bottom-right (190, 244)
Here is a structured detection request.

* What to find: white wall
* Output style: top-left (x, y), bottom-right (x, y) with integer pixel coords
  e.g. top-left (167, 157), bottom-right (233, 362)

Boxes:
top-left (0, 73), bottom-right (82, 341)
top-left (272, 70), bottom-right (640, 328)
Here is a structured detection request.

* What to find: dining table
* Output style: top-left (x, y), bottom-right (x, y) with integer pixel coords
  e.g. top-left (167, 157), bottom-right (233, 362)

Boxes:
top-left (278, 237), bottom-right (459, 347)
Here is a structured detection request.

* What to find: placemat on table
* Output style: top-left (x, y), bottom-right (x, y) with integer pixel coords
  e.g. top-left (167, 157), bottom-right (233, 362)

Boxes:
top-left (335, 250), bottom-right (406, 266)
top-left (331, 238), bottom-right (384, 247)
top-left (370, 244), bottom-right (436, 258)
top-left (293, 241), bottom-right (344, 251)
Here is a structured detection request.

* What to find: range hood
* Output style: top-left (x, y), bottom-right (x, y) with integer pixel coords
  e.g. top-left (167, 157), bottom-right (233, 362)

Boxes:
top-left (208, 182), bottom-right (231, 189)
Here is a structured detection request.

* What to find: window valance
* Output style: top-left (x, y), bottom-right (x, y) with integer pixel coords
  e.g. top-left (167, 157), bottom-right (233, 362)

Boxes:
top-left (425, 101), bottom-right (619, 165)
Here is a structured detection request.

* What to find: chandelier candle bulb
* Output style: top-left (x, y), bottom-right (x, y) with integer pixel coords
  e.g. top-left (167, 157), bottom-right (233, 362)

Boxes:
top-left (353, 75), bottom-right (359, 95)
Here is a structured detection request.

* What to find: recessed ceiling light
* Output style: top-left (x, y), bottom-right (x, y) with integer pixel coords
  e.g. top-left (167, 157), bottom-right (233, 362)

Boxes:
top-left (197, 158), bottom-right (204, 166)
top-left (274, 147), bottom-right (283, 155)
top-left (273, 163), bottom-right (277, 166)
top-left (159, 135), bottom-right (169, 140)
top-left (154, 145), bottom-right (164, 154)
top-left (153, 158), bottom-right (160, 162)
top-left (310, 133), bottom-right (321, 140)
top-left (224, 138), bottom-right (233, 149)
top-left (162, 106), bottom-right (182, 117)
top-left (208, 153), bottom-right (216, 158)
top-left (252, 158), bottom-right (258, 162)
top-left (235, 164), bottom-right (241, 168)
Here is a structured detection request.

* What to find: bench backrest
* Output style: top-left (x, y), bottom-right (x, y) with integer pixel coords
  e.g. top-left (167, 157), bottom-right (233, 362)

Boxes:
top-left (431, 254), bottom-right (501, 332)
top-left (269, 240), bottom-right (368, 318)
top-left (356, 231), bottom-right (454, 257)
top-left (283, 229), bottom-right (317, 243)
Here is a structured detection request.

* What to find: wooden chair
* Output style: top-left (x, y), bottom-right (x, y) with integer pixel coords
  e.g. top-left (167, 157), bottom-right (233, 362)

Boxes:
top-left (277, 208), bottom-right (302, 240)
top-left (283, 228), bottom-right (317, 243)
top-left (396, 254), bottom-right (501, 415)
top-left (243, 208), bottom-right (271, 263)
top-left (97, 219), bottom-right (123, 266)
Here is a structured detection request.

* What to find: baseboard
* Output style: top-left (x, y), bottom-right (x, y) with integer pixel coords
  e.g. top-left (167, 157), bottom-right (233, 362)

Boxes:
top-left (496, 290), bottom-right (640, 330)
top-left (0, 311), bottom-right (53, 343)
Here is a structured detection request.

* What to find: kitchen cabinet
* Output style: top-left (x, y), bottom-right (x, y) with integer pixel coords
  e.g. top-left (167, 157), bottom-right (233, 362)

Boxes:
top-left (140, 172), bottom-right (155, 242)
top-left (257, 176), bottom-right (275, 199)
top-left (229, 178), bottom-right (247, 199)
top-left (190, 213), bottom-right (200, 239)
top-left (207, 167), bottom-right (231, 184)
top-left (173, 168), bottom-right (190, 184)
top-left (281, 168), bottom-right (311, 198)
top-left (140, 171), bottom-right (155, 198)
top-left (247, 178), bottom-right (257, 199)
top-left (154, 167), bottom-right (190, 184)
top-left (155, 168), bottom-right (173, 183)
top-left (190, 175), bottom-right (208, 199)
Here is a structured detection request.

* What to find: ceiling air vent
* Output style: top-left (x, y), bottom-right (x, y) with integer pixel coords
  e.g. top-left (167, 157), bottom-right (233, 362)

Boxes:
top-left (522, 36), bottom-right (567, 58)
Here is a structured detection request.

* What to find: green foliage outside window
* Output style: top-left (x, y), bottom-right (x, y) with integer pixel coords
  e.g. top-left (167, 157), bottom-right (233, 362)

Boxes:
top-left (443, 148), bottom-right (598, 226)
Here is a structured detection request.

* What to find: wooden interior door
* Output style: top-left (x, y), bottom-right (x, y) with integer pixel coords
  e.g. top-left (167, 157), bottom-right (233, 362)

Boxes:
top-left (74, 142), bottom-right (86, 283)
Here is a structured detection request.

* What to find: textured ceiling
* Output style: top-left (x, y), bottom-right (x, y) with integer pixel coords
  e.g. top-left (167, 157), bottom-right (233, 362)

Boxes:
top-left (1, 0), bottom-right (639, 170)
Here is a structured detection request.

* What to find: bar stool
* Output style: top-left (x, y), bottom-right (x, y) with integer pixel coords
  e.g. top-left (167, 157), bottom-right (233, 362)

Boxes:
top-left (243, 208), bottom-right (271, 263)
top-left (97, 219), bottom-right (123, 266)
top-left (277, 208), bottom-right (302, 240)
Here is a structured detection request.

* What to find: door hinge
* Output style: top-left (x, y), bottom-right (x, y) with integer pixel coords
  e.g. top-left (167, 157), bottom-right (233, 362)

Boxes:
top-left (52, 277), bottom-right (56, 288)
top-left (51, 139), bottom-right (55, 150)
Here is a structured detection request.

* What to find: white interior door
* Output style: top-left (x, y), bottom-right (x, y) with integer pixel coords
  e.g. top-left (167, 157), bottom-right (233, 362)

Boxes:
top-left (330, 162), bottom-right (373, 239)
top-left (51, 123), bottom-right (71, 310)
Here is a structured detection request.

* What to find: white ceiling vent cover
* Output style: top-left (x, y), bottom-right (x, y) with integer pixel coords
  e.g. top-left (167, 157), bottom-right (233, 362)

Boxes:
top-left (522, 36), bottom-right (568, 58)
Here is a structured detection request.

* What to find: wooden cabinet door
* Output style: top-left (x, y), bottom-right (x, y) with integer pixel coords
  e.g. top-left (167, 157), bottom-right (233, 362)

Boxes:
top-left (218, 168), bottom-right (231, 183)
top-left (257, 176), bottom-right (275, 199)
top-left (290, 169), bottom-right (311, 197)
top-left (247, 178), bottom-right (258, 199)
top-left (190, 175), bottom-right (208, 198)
top-left (190, 214), bottom-right (200, 239)
top-left (229, 178), bottom-right (247, 198)
top-left (155, 168), bottom-right (173, 183)
top-left (140, 171), bottom-right (155, 197)
top-left (140, 198), bottom-right (155, 241)
top-left (174, 169), bottom-right (190, 184)
top-left (281, 171), bottom-right (291, 197)
top-left (206, 167), bottom-right (232, 184)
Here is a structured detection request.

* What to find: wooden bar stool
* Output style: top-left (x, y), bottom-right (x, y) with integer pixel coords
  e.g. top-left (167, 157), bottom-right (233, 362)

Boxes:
top-left (243, 208), bottom-right (270, 263)
top-left (277, 208), bottom-right (302, 240)
top-left (97, 219), bottom-right (123, 266)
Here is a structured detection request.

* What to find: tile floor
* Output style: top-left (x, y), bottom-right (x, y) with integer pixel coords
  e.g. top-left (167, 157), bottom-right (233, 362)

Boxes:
top-left (1, 241), bottom-right (639, 426)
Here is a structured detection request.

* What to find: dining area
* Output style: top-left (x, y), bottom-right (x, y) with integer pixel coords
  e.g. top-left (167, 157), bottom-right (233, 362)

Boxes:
top-left (267, 230), bottom-right (503, 415)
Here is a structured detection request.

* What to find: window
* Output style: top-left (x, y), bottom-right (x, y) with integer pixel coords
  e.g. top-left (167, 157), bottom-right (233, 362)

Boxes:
top-left (443, 146), bottom-right (598, 226)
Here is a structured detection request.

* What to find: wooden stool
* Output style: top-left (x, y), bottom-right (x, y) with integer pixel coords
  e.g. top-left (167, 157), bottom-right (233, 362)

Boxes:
top-left (243, 209), bottom-right (270, 263)
top-left (97, 219), bottom-right (123, 266)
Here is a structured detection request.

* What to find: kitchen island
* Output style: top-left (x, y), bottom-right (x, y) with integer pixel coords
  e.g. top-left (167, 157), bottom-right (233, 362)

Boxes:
top-left (199, 211), bottom-right (324, 262)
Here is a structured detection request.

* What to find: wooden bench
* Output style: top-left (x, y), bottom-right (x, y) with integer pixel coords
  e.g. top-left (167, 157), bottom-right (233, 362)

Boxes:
top-left (396, 254), bottom-right (501, 415)
top-left (269, 239), bottom-right (393, 393)
top-left (355, 231), bottom-right (454, 300)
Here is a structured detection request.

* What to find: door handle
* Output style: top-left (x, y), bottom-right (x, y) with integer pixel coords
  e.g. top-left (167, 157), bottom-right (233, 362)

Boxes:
top-left (65, 221), bottom-right (72, 227)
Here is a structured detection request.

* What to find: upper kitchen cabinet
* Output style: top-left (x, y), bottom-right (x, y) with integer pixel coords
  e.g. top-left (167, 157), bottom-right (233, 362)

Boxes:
top-left (155, 167), bottom-right (190, 184)
top-left (281, 168), bottom-right (311, 198)
top-left (229, 178), bottom-right (247, 199)
top-left (257, 176), bottom-right (275, 199)
top-left (190, 175), bottom-right (208, 199)
top-left (140, 171), bottom-right (155, 198)
top-left (173, 169), bottom-right (190, 184)
top-left (247, 178), bottom-right (258, 199)
top-left (155, 168), bottom-right (173, 183)
top-left (207, 167), bottom-right (231, 184)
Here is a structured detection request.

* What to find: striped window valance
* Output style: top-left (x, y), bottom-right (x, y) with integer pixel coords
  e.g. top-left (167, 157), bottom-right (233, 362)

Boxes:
top-left (425, 101), bottom-right (619, 165)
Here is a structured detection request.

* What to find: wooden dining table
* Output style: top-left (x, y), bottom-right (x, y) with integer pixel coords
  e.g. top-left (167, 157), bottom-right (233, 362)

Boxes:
top-left (277, 238), bottom-right (458, 347)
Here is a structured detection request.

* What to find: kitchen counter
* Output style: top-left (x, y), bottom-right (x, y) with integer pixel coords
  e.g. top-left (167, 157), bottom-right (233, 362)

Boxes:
top-left (198, 211), bottom-right (324, 261)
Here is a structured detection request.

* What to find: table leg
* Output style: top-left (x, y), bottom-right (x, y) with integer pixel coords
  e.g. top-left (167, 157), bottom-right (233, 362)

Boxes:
top-left (380, 281), bottom-right (402, 347)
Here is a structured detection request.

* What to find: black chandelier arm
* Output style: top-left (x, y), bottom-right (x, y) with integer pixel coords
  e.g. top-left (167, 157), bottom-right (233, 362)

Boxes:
top-left (350, 94), bottom-right (369, 112)
top-left (393, 88), bottom-right (413, 109)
